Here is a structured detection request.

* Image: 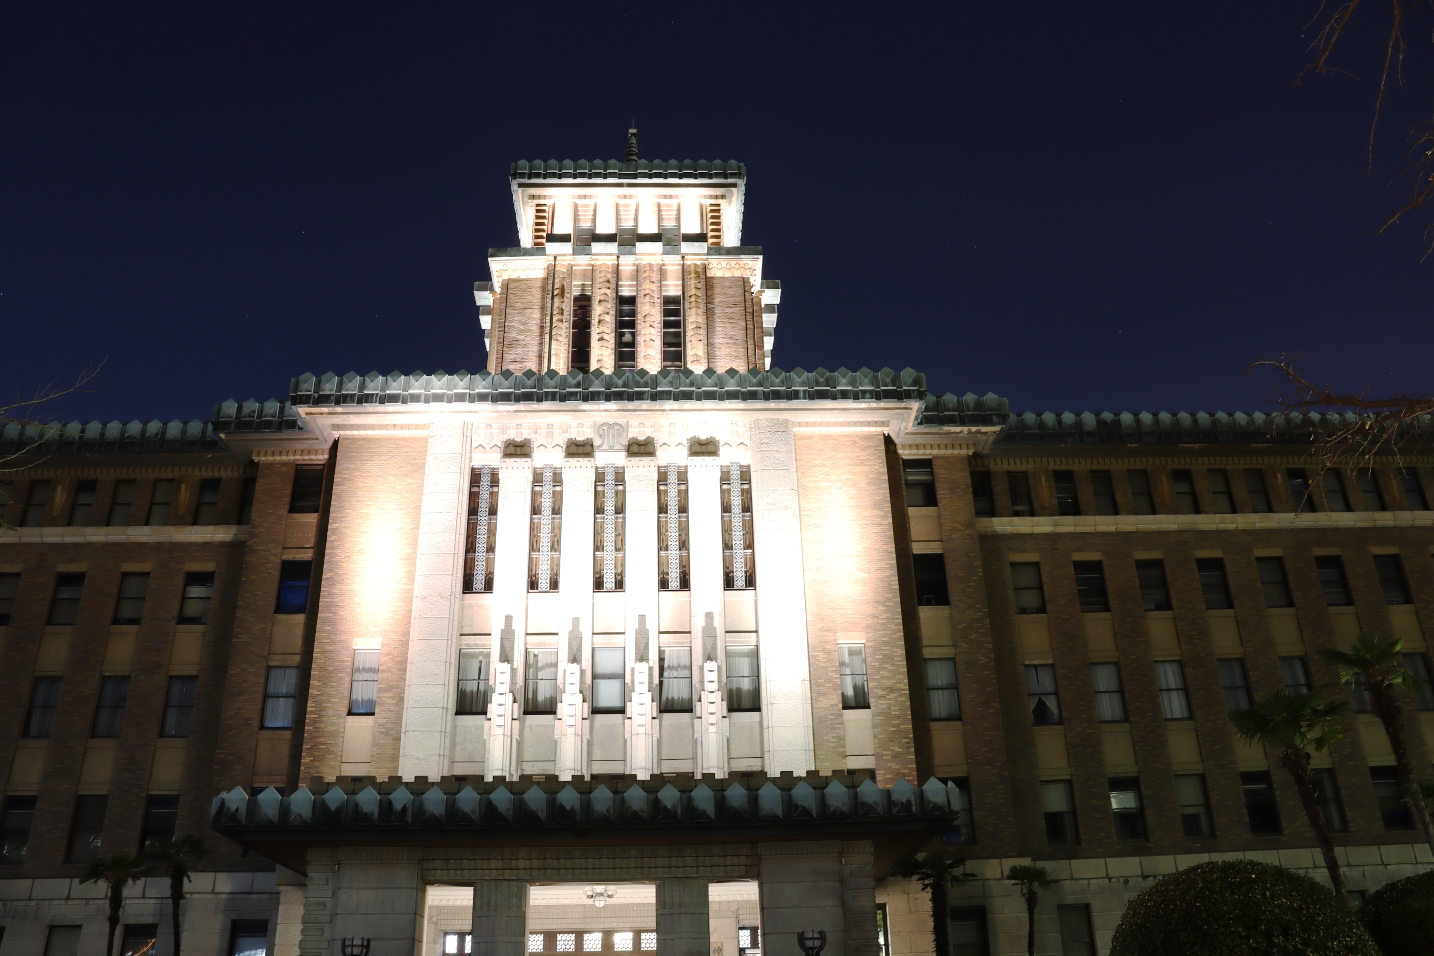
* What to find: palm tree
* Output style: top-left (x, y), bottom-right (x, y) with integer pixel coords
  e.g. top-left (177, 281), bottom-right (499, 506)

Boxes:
top-left (893, 847), bottom-right (975, 956)
top-left (1006, 864), bottom-right (1055, 956)
top-left (1320, 630), bottom-right (1434, 856)
top-left (146, 834), bottom-right (208, 956)
top-left (1230, 689), bottom-right (1350, 904)
top-left (80, 853), bottom-right (153, 956)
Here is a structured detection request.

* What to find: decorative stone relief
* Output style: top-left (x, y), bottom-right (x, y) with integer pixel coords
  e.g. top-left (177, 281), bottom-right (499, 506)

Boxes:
top-left (550, 265), bottom-right (570, 373)
top-left (600, 464), bottom-right (618, 591)
top-left (487, 659), bottom-right (520, 780)
top-left (471, 465), bottom-right (494, 592)
top-left (595, 421), bottom-right (627, 450)
top-left (555, 618), bottom-right (588, 781)
top-left (627, 613), bottom-right (659, 780)
top-left (593, 262), bottom-right (615, 372)
top-left (705, 259), bottom-right (759, 279)
top-left (684, 262), bottom-right (707, 368)
top-left (637, 261), bottom-right (660, 370)
top-left (535, 465), bottom-right (556, 591)
top-left (665, 463), bottom-right (682, 590)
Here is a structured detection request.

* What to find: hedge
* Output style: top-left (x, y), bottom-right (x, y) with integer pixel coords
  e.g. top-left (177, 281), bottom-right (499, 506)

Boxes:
top-left (1359, 870), bottom-right (1434, 956)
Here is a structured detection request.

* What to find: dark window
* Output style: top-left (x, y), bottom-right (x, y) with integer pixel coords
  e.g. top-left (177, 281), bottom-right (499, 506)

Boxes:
top-left (1, 796), bottom-right (37, 864)
top-left (1218, 659), bottom-right (1252, 711)
top-left (67, 794), bottom-right (107, 862)
top-left (1314, 555), bottom-right (1352, 606)
top-left (1026, 664), bottom-right (1061, 725)
top-left (1323, 470), bottom-right (1350, 512)
top-left (464, 467), bottom-right (499, 593)
top-left (1171, 470), bottom-right (1200, 514)
top-left (109, 480), bottom-right (135, 525)
top-left (1241, 771), bottom-right (1282, 834)
top-left (44, 927), bottom-right (82, 956)
top-left (48, 571), bottom-right (85, 625)
top-left (658, 465), bottom-right (689, 590)
top-left (1195, 558), bottom-right (1232, 609)
top-left (140, 795), bottom-right (179, 854)
top-left (455, 649), bottom-right (490, 715)
top-left (237, 477), bottom-right (257, 525)
top-left (1108, 779), bottom-right (1148, 841)
top-left (948, 907), bottom-right (990, 956)
top-left (194, 478), bottom-right (222, 525)
top-left (1056, 905), bottom-right (1095, 956)
top-left (903, 459), bottom-right (937, 508)
top-left (229, 920), bottom-right (269, 956)
top-left (160, 676), bottom-right (196, 737)
top-left (591, 647), bottom-right (626, 713)
top-left (148, 479), bottom-right (174, 525)
top-left (970, 471), bottom-right (995, 517)
top-left (178, 571), bottom-right (215, 624)
top-left (1135, 559), bottom-right (1171, 611)
top-left (1090, 470), bottom-right (1118, 515)
top-left (1007, 472), bottom-right (1033, 517)
top-left (1357, 469), bottom-right (1385, 511)
top-left (0, 571), bottom-right (21, 625)
top-left (1256, 557), bottom-right (1292, 608)
top-left (275, 561), bottom-right (312, 614)
top-left (289, 466), bottom-right (323, 514)
top-left (1372, 767), bottom-right (1414, 829)
top-left (1374, 554), bottom-right (1411, 604)
top-left (1245, 469), bottom-right (1272, 512)
top-left (1042, 780), bottom-right (1079, 845)
top-left (659, 646), bottom-right (692, 712)
top-left (660, 295), bottom-right (684, 368)
top-left (1011, 562), bottom-right (1046, 614)
top-left (523, 649), bottom-right (557, 714)
top-left (1401, 468), bottom-right (1430, 510)
top-left (262, 666), bottom-right (298, 728)
top-left (721, 463), bottom-right (754, 590)
top-left (616, 295), bottom-right (637, 369)
top-left (348, 650), bottom-right (379, 715)
top-left (726, 645), bottom-right (761, 712)
top-left (1155, 661), bottom-right (1191, 719)
top-left (1208, 469), bottom-right (1236, 514)
top-left (913, 553), bottom-right (949, 606)
top-left (1176, 774), bottom-right (1213, 837)
top-left (1280, 656), bottom-right (1312, 694)
top-left (1405, 653), bottom-right (1434, 710)
top-left (1287, 468), bottom-right (1316, 512)
top-left (1128, 470), bottom-right (1155, 515)
top-left (120, 925), bottom-right (158, 956)
top-left (1072, 561), bottom-right (1109, 612)
top-left (1090, 663), bottom-right (1126, 722)
top-left (570, 293), bottom-right (593, 372)
top-left (839, 644), bottom-right (869, 709)
top-left (925, 658), bottom-right (961, 720)
top-left (113, 572), bottom-right (149, 625)
top-left (947, 777), bottom-right (975, 844)
top-left (92, 676), bottom-right (129, 738)
top-left (69, 480), bottom-right (97, 526)
top-left (1349, 672), bottom-right (1373, 712)
top-left (25, 677), bottom-right (62, 737)
top-left (22, 480), bottom-right (50, 527)
top-left (1053, 471), bottom-right (1080, 516)
top-left (1312, 769), bottom-right (1347, 833)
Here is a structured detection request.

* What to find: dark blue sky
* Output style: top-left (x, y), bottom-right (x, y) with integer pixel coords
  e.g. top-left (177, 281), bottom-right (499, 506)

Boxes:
top-left (3, 2), bottom-right (1431, 423)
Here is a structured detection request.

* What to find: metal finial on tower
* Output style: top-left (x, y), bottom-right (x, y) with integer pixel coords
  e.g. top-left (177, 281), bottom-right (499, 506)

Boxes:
top-left (625, 126), bottom-right (639, 163)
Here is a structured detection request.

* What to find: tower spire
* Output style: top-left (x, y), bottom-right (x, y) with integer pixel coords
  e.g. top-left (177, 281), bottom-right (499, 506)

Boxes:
top-left (625, 125), bottom-right (639, 164)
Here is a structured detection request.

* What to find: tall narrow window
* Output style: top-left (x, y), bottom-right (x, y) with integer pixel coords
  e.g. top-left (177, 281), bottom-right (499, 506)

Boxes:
top-left (1072, 561), bottom-right (1109, 612)
top-left (529, 465), bottom-right (563, 591)
top-left (1374, 554), bottom-right (1411, 604)
top-left (464, 466), bottom-right (498, 594)
top-left (0, 572), bottom-right (18, 625)
top-left (1404, 653), bottom-right (1434, 710)
top-left (160, 676), bottom-right (196, 737)
top-left (1, 796), bottom-right (37, 864)
top-left (1056, 905), bottom-right (1095, 956)
top-left (1244, 469), bottom-right (1272, 512)
top-left (69, 480), bottom-right (97, 526)
top-left (262, 666), bottom-right (299, 728)
top-left (1312, 769), bottom-right (1347, 832)
top-left (1358, 470), bottom-right (1387, 512)
top-left (1109, 777), bottom-right (1148, 840)
top-left (658, 465), bottom-right (689, 590)
top-left (1241, 771), bottom-right (1281, 834)
top-left (1007, 472), bottom-right (1033, 516)
top-left (659, 646), bottom-right (693, 712)
top-left (1127, 470), bottom-right (1155, 514)
top-left (1090, 470), bottom-right (1118, 515)
top-left (1208, 469), bottom-right (1235, 513)
top-left (1401, 468), bottom-right (1430, 509)
top-left (903, 459), bottom-right (937, 507)
top-left (1011, 562), bottom-right (1045, 614)
top-left (194, 478), bottom-right (222, 525)
top-left (348, 650), bottom-right (379, 716)
top-left (1090, 663), bottom-right (1127, 722)
top-left (1042, 780), bottom-right (1078, 845)
top-left (22, 480), bottom-right (50, 527)
top-left (1349, 672), bottom-right (1374, 712)
top-left (530, 202), bottom-right (550, 247)
top-left (949, 908), bottom-right (990, 956)
top-left (178, 571), bottom-right (215, 624)
top-left (925, 658), bottom-right (961, 720)
top-left (92, 676), bottom-right (130, 738)
top-left (913, 554), bottom-right (950, 606)
top-left (722, 463), bottom-right (754, 589)
top-left (574, 203), bottom-right (595, 249)
top-left (839, 644), bottom-right (870, 709)
top-left (970, 470), bottom-right (995, 517)
top-left (1256, 557), bottom-right (1292, 607)
top-left (45, 927), bottom-right (83, 956)
top-left (1026, 664), bottom-right (1061, 724)
top-left (616, 296), bottom-right (637, 369)
top-left (659, 202), bottom-right (680, 246)
top-left (1176, 774), bottom-right (1213, 837)
top-left (67, 795), bottom-right (107, 862)
top-left (456, 649), bottom-right (490, 715)
top-left (1053, 471), bottom-right (1080, 516)
top-left (1155, 661), bottom-right (1191, 719)
top-left (1287, 468), bottom-right (1316, 512)
top-left (524, 649), bottom-right (557, 714)
top-left (1135, 559), bottom-right (1171, 611)
top-left (1279, 656), bottom-right (1311, 694)
top-left (616, 202), bottom-right (636, 248)
top-left (1171, 470), bottom-right (1200, 514)
top-left (948, 777), bottom-right (975, 844)
top-left (275, 561), bottom-right (312, 614)
top-left (290, 466), bottom-right (324, 513)
top-left (48, 572), bottom-right (85, 625)
top-left (1314, 555), bottom-right (1351, 606)
top-left (140, 795), bottom-right (180, 855)
top-left (593, 465), bottom-right (625, 591)
top-left (113, 572), bottom-right (149, 625)
top-left (1322, 470), bottom-right (1350, 511)
top-left (25, 677), bottom-right (62, 738)
top-left (661, 295), bottom-right (684, 368)
top-left (1372, 767), bottom-right (1414, 829)
top-left (148, 479), bottom-right (175, 525)
top-left (570, 294), bottom-right (593, 372)
top-left (237, 477), bottom-right (257, 525)
top-left (591, 648), bottom-right (626, 713)
top-left (705, 203), bottom-right (723, 245)
top-left (1195, 558), bottom-right (1233, 609)
top-left (108, 479), bottom-right (135, 525)
top-left (1218, 659), bottom-right (1252, 711)
top-left (726, 645), bottom-right (760, 712)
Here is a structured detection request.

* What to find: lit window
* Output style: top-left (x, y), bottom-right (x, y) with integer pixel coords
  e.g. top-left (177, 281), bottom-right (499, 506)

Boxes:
top-left (178, 571), bottom-right (215, 625)
top-left (348, 650), bottom-right (379, 716)
top-left (529, 466), bottom-right (563, 591)
top-left (722, 463), bottom-right (754, 589)
top-left (456, 649), bottom-right (491, 715)
top-left (658, 465), bottom-right (689, 590)
top-left (640, 933), bottom-right (657, 952)
top-left (557, 935), bottom-right (576, 953)
top-left (1109, 777), bottom-right (1148, 841)
top-left (465, 466), bottom-right (499, 594)
top-left (584, 935), bottom-right (603, 953)
top-left (593, 465), bottom-right (626, 591)
top-left (527, 935), bottom-right (544, 954)
top-left (613, 933), bottom-right (633, 953)
top-left (839, 644), bottom-right (869, 709)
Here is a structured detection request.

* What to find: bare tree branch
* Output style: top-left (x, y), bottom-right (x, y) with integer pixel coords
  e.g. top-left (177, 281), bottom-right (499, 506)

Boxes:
top-left (0, 362), bottom-right (105, 478)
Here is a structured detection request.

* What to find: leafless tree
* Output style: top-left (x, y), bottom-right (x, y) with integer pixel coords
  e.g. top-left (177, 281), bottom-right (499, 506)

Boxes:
top-left (0, 365), bottom-right (103, 472)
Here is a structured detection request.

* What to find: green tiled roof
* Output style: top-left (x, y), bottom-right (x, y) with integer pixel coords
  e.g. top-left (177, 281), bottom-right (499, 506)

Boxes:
top-left (511, 158), bottom-right (746, 181)
top-left (0, 419), bottom-right (225, 453)
top-left (995, 409), bottom-right (1434, 444)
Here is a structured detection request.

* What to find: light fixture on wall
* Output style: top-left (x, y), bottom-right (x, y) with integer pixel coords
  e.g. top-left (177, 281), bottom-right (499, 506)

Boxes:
top-left (584, 885), bottom-right (617, 909)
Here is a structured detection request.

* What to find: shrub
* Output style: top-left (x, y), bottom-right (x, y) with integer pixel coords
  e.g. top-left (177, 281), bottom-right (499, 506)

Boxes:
top-left (1109, 860), bottom-right (1378, 956)
top-left (1360, 870), bottom-right (1434, 956)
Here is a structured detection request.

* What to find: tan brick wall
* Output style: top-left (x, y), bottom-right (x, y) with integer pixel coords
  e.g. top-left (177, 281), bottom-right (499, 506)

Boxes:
top-left (706, 275), bottom-right (755, 372)
top-left (488, 274), bottom-right (549, 373)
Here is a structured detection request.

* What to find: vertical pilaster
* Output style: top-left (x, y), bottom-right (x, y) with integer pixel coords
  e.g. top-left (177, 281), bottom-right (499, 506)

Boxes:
top-left (472, 880), bottom-right (527, 956)
top-left (398, 420), bottom-right (472, 781)
top-left (550, 264), bottom-right (571, 374)
top-left (758, 842), bottom-right (847, 956)
top-left (487, 454), bottom-right (534, 779)
top-left (656, 877), bottom-right (710, 956)
top-left (684, 261), bottom-right (708, 369)
top-left (686, 451), bottom-right (727, 774)
top-left (593, 261), bottom-right (616, 372)
top-left (637, 261), bottom-right (661, 371)
top-left (625, 455), bottom-right (660, 776)
top-left (840, 842), bottom-right (879, 956)
top-left (558, 456), bottom-right (595, 777)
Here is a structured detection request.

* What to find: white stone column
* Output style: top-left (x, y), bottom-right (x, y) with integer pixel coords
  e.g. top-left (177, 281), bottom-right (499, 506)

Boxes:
top-left (750, 418), bottom-right (815, 774)
top-left (472, 880), bottom-right (527, 956)
top-left (398, 420), bottom-right (472, 781)
top-left (557, 456), bottom-right (595, 777)
top-left (625, 455), bottom-right (660, 776)
top-left (486, 454), bottom-right (534, 780)
top-left (686, 451), bottom-right (728, 775)
top-left (656, 877), bottom-right (710, 956)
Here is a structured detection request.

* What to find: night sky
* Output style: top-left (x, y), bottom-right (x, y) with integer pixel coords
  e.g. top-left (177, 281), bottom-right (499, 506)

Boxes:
top-left (3, 3), bottom-right (1432, 425)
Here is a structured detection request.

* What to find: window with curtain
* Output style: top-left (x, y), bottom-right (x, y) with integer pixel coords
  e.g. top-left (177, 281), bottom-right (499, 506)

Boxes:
top-left (524, 650), bottom-right (558, 714)
top-left (726, 646), bottom-right (760, 712)
top-left (1218, 659), bottom-right (1252, 711)
top-left (924, 658), bottom-right (961, 720)
top-left (591, 648), bottom-right (626, 713)
top-left (24, 677), bottom-right (62, 738)
top-left (839, 644), bottom-right (869, 709)
top-left (348, 650), bottom-right (379, 715)
top-left (659, 647), bottom-right (693, 712)
top-left (1026, 665), bottom-right (1060, 724)
top-left (91, 676), bottom-right (129, 738)
top-left (1155, 661), bottom-right (1191, 719)
top-left (456, 649), bottom-right (490, 715)
top-left (1090, 663), bottom-right (1126, 722)
top-left (160, 676), bottom-right (196, 738)
top-left (1135, 559), bottom-right (1170, 611)
top-left (262, 666), bottom-right (298, 728)
top-left (1280, 656), bottom-right (1312, 694)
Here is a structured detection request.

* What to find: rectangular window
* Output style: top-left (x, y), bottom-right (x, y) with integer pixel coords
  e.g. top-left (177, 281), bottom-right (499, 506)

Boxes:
top-left (194, 478), bottom-right (222, 525)
top-left (1401, 468), bottom-right (1430, 509)
top-left (148, 479), bottom-right (174, 525)
top-left (113, 572), bottom-right (149, 625)
top-left (726, 645), bottom-right (761, 712)
top-left (25, 677), bottom-right (62, 738)
top-left (92, 676), bottom-right (129, 738)
top-left (1026, 664), bottom-right (1061, 725)
top-left (160, 676), bottom-right (196, 737)
top-left (839, 644), bottom-right (870, 710)
top-left (659, 201), bottom-right (680, 246)
top-left (1218, 659), bottom-right (1252, 711)
top-left (1287, 468), bottom-right (1316, 512)
top-left (1042, 780), bottom-right (1079, 845)
top-left (1321, 470), bottom-right (1350, 512)
top-left (659, 646), bottom-right (693, 712)
top-left (262, 666), bottom-right (299, 728)
top-left (573, 202), bottom-right (595, 248)
top-left (0, 571), bottom-right (17, 625)
top-left (1057, 905), bottom-right (1095, 956)
top-left (1245, 468), bottom-right (1272, 512)
top-left (970, 470), bottom-right (995, 517)
top-left (722, 463), bottom-right (755, 589)
top-left (658, 464), bottom-right (689, 590)
top-left (289, 465), bottom-right (324, 514)
top-left (1256, 557), bottom-right (1292, 608)
top-left (948, 777), bottom-right (975, 844)
top-left (529, 465), bottom-right (563, 591)
top-left (1007, 472), bottom-right (1033, 516)
top-left (1312, 769), bottom-right (1347, 832)
top-left (121, 925), bottom-right (158, 956)
top-left (140, 795), bottom-right (180, 854)
top-left (1171, 470), bottom-right (1200, 514)
top-left (1155, 661), bottom-right (1191, 719)
top-left (178, 571), bottom-right (215, 624)
top-left (348, 650), bottom-right (379, 716)
top-left (1090, 470), bottom-right (1118, 515)
top-left (1053, 471), bottom-right (1080, 516)
top-left (275, 561), bottom-right (312, 614)
top-left (640, 933), bottom-right (657, 953)
top-left (914, 553), bottom-right (950, 606)
top-left (1280, 656), bottom-right (1312, 694)
top-left (48, 571), bottom-right (85, 625)
top-left (1090, 663), bottom-right (1127, 722)
top-left (1195, 558), bottom-right (1232, 609)
top-left (109, 479), bottom-right (136, 525)
top-left (524, 649), bottom-right (557, 714)
top-left (1314, 555), bottom-right (1352, 606)
top-left (23, 480), bottom-right (50, 527)
top-left (1128, 469), bottom-right (1156, 515)
top-left (68, 480), bottom-right (97, 526)
top-left (1176, 774), bottom-right (1213, 838)
top-left (1374, 554), bottom-right (1411, 604)
top-left (67, 794), bottom-right (107, 862)
top-left (43, 927), bottom-right (82, 956)
top-left (593, 465), bottom-right (626, 591)
top-left (1349, 672), bottom-right (1373, 713)
top-left (925, 658), bottom-right (961, 720)
top-left (661, 294), bottom-right (684, 368)
top-left (1011, 562), bottom-right (1045, 614)
top-left (1, 795), bottom-right (37, 864)
top-left (229, 920), bottom-right (269, 956)
top-left (464, 466), bottom-right (499, 594)
top-left (1135, 559), bottom-right (1171, 611)
top-left (1208, 469), bottom-right (1236, 514)
top-left (1404, 653), bottom-right (1434, 710)
top-left (614, 933), bottom-right (634, 954)
top-left (1241, 771), bottom-right (1282, 834)
top-left (616, 295), bottom-right (637, 369)
top-left (1110, 777), bottom-right (1148, 840)
top-left (948, 907), bottom-right (990, 956)
top-left (1372, 767), bottom-right (1414, 829)
top-left (903, 459), bottom-right (937, 507)
top-left (590, 648), bottom-right (626, 714)
top-left (570, 292), bottom-right (593, 372)
top-left (456, 649), bottom-right (490, 715)
top-left (1072, 561), bottom-right (1109, 612)
top-left (1357, 469), bottom-right (1386, 511)
top-left (237, 477), bottom-right (257, 525)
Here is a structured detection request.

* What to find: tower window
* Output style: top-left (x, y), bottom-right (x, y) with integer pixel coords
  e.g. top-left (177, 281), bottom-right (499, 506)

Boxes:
top-left (193, 478), bottom-right (222, 525)
top-left (1287, 468), bottom-right (1316, 512)
top-left (1357, 469), bottom-right (1386, 511)
top-left (574, 203), bottom-right (594, 249)
top-left (1323, 470), bottom-right (1351, 511)
top-left (464, 466), bottom-right (499, 593)
top-left (722, 463), bottom-right (755, 589)
top-left (1208, 469), bottom-right (1235, 513)
top-left (570, 294), bottom-right (593, 373)
top-left (1127, 469), bottom-right (1156, 514)
top-left (1244, 468), bottom-right (1272, 512)
top-left (531, 202), bottom-right (550, 247)
top-left (1090, 470), bottom-right (1118, 515)
top-left (593, 465), bottom-right (625, 591)
top-left (348, 650), bottom-right (379, 715)
top-left (69, 480), bottom-right (97, 526)
top-left (1007, 472), bottom-right (1033, 516)
top-left (1171, 470), bottom-right (1200, 514)
top-left (659, 465), bottom-right (689, 590)
top-left (529, 465), bottom-right (563, 591)
top-left (661, 295), bottom-right (684, 368)
top-left (1053, 471), bottom-right (1080, 516)
top-left (705, 204), bottom-right (723, 245)
top-left (616, 295), bottom-right (637, 369)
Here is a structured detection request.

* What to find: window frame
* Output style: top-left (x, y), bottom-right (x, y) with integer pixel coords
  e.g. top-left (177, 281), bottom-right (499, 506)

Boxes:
top-left (838, 643), bottom-right (870, 710)
top-left (1135, 559), bottom-right (1171, 611)
top-left (1154, 661), bottom-right (1192, 720)
top-left (160, 675), bottom-right (197, 738)
top-left (725, 644), bottom-right (761, 712)
top-left (262, 666), bottom-right (299, 729)
top-left (1090, 662), bottom-right (1127, 722)
top-left (924, 658), bottom-right (961, 721)
top-left (347, 650), bottom-right (379, 716)
top-left (455, 648), bottom-right (491, 716)
top-left (1071, 560), bottom-right (1109, 613)
top-left (1026, 664), bottom-right (1061, 725)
